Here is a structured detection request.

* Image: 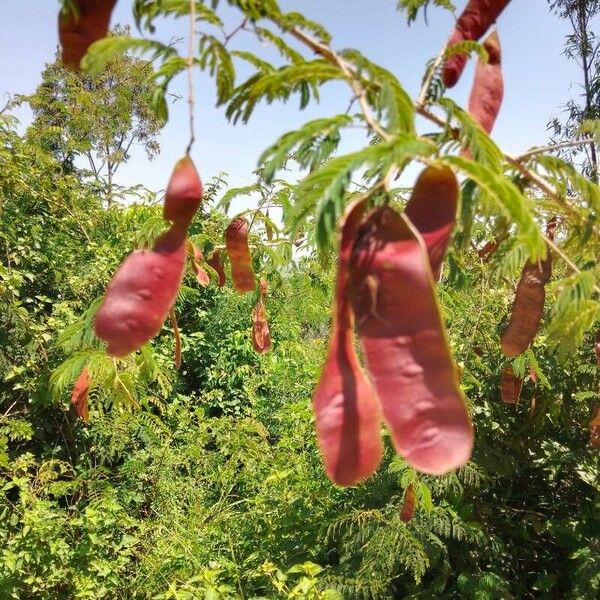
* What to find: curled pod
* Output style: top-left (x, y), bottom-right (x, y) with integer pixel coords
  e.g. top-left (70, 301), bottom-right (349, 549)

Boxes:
top-left (312, 198), bottom-right (383, 486)
top-left (164, 156), bottom-right (203, 226)
top-left (188, 242), bottom-right (210, 287)
top-left (500, 365), bottom-right (522, 404)
top-left (443, 0), bottom-right (512, 88)
top-left (466, 29), bottom-right (504, 135)
top-left (94, 223), bottom-right (187, 357)
top-left (207, 249), bottom-right (226, 287)
top-left (590, 405), bottom-right (600, 448)
top-left (71, 368), bottom-right (91, 423)
top-left (225, 217), bottom-right (256, 293)
top-left (404, 164), bottom-right (459, 279)
top-left (349, 206), bottom-right (473, 475)
top-left (251, 299), bottom-right (272, 354)
top-left (500, 250), bottom-right (552, 358)
top-left (400, 483), bottom-right (417, 523)
top-left (58, 0), bottom-right (117, 70)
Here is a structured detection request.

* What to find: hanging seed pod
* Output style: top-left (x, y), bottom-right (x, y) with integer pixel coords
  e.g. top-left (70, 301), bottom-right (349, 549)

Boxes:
top-left (164, 156), bottom-right (203, 226)
top-left (400, 483), bottom-right (417, 523)
top-left (312, 198), bottom-right (383, 486)
top-left (188, 242), bottom-right (210, 287)
top-left (349, 206), bottom-right (473, 475)
top-left (225, 217), bottom-right (255, 293)
top-left (251, 299), bottom-right (271, 354)
top-left (207, 249), bottom-right (226, 287)
top-left (59, 0), bottom-right (117, 70)
top-left (71, 368), bottom-right (91, 422)
top-left (404, 164), bottom-right (459, 279)
top-left (500, 364), bottom-right (522, 404)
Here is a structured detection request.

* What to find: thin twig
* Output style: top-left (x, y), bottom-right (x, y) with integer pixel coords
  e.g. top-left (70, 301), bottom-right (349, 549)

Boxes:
top-left (515, 138), bottom-right (597, 162)
top-left (415, 45), bottom-right (447, 110)
top-left (185, 0), bottom-right (196, 155)
top-left (223, 17), bottom-right (248, 46)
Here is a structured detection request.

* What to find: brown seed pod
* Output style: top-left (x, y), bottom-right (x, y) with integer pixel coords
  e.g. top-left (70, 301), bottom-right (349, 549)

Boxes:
top-left (500, 365), bottom-right (522, 404)
top-left (58, 0), bottom-right (117, 70)
top-left (404, 164), bottom-right (459, 279)
top-left (443, 0), bottom-right (512, 88)
top-left (400, 483), bottom-right (417, 523)
top-left (71, 368), bottom-right (90, 422)
top-left (259, 277), bottom-right (268, 298)
top-left (252, 299), bottom-right (272, 354)
top-left (225, 217), bottom-right (256, 293)
top-left (164, 156), bottom-right (203, 226)
top-left (466, 29), bottom-right (504, 135)
top-left (312, 198), bottom-right (383, 486)
top-left (500, 250), bottom-right (552, 358)
top-left (349, 206), bottom-right (473, 475)
top-left (207, 249), bottom-right (226, 287)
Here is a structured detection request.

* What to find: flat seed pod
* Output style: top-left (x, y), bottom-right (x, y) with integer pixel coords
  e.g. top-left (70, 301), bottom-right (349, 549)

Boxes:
top-left (251, 299), bottom-right (272, 354)
top-left (500, 251), bottom-right (552, 358)
top-left (312, 198), bottom-right (383, 486)
top-left (350, 206), bottom-right (473, 476)
top-left (400, 483), bottom-right (417, 523)
top-left (94, 223), bottom-right (186, 357)
top-left (207, 249), bottom-right (226, 287)
top-left (59, 0), bottom-right (117, 70)
top-left (443, 0), bottom-right (512, 88)
top-left (466, 30), bottom-right (504, 136)
top-left (163, 156), bottom-right (203, 226)
top-left (71, 368), bottom-right (90, 422)
top-left (225, 217), bottom-right (255, 293)
top-left (500, 365), bottom-right (522, 404)
top-left (404, 165), bottom-right (459, 279)
top-left (169, 309), bottom-right (182, 369)
top-left (590, 405), bottom-right (600, 448)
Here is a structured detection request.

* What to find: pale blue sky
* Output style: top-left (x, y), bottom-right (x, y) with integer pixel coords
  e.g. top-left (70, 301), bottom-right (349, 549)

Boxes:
top-left (0, 1), bottom-right (589, 202)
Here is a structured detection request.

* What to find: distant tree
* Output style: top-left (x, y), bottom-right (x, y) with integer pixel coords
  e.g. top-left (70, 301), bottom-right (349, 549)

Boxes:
top-left (548, 0), bottom-right (600, 181)
top-left (20, 25), bottom-right (164, 204)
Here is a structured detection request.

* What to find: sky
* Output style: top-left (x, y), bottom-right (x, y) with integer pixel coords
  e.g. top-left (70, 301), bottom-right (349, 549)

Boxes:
top-left (0, 1), bottom-right (589, 205)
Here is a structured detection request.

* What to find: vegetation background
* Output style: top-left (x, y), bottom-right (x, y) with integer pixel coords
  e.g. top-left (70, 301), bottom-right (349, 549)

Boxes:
top-left (0, 1), bottom-right (599, 598)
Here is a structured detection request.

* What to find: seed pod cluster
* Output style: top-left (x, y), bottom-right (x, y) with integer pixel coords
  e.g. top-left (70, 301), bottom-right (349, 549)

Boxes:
top-left (59, 0), bottom-right (117, 70)
top-left (443, 0), bottom-right (512, 88)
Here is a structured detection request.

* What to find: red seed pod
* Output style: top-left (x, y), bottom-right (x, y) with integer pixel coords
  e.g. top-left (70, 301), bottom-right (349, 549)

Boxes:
top-left (207, 249), bottom-right (226, 287)
top-left (400, 483), bottom-right (417, 523)
top-left (58, 0), bottom-right (117, 70)
top-left (252, 299), bottom-right (272, 354)
top-left (71, 368), bottom-right (91, 422)
top-left (188, 242), bottom-right (210, 287)
top-left (442, 0), bottom-right (512, 88)
top-left (94, 223), bottom-right (186, 357)
top-left (169, 309), bottom-right (182, 369)
top-left (404, 165), bottom-right (459, 279)
top-left (259, 277), bottom-right (268, 298)
top-left (466, 30), bottom-right (504, 135)
top-left (163, 156), bottom-right (203, 226)
top-left (312, 198), bottom-right (383, 486)
top-left (590, 405), bottom-right (600, 448)
top-left (349, 206), bottom-right (472, 476)
top-left (225, 217), bottom-right (256, 293)
top-left (500, 251), bottom-right (552, 358)
top-left (500, 365), bottom-right (522, 404)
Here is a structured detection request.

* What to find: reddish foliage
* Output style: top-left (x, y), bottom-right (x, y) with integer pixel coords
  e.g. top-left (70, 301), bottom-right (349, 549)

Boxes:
top-left (163, 156), bottom-right (203, 226)
top-left (400, 483), bottom-right (417, 523)
top-left (312, 199), bottom-right (383, 486)
top-left (58, 0), bottom-right (117, 70)
top-left (225, 217), bottom-right (255, 293)
top-left (94, 223), bottom-right (186, 357)
top-left (500, 365), bottom-right (522, 404)
top-left (404, 164), bottom-right (458, 279)
top-left (349, 206), bottom-right (472, 475)
top-left (443, 0), bottom-right (512, 88)
top-left (71, 368), bottom-right (90, 423)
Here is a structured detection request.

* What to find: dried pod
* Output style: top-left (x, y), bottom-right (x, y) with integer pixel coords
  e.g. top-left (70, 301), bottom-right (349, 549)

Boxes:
top-left (59, 0), bottom-right (117, 70)
top-left (71, 368), bottom-right (90, 422)
top-left (500, 365), bottom-right (522, 404)
top-left (466, 30), bottom-right (504, 135)
top-left (400, 483), bottom-right (417, 523)
top-left (350, 206), bottom-right (473, 475)
top-left (252, 299), bottom-right (272, 354)
top-left (500, 250), bottom-right (552, 358)
top-left (404, 164), bottom-right (459, 279)
top-left (225, 217), bottom-right (255, 293)
top-left (590, 405), bottom-right (600, 448)
top-left (94, 223), bottom-right (186, 357)
top-left (312, 198), bottom-right (383, 486)
top-left (169, 309), bottom-right (182, 369)
top-left (164, 156), bottom-right (203, 226)
top-left (207, 249), bottom-right (226, 287)
top-left (443, 0), bottom-right (512, 88)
